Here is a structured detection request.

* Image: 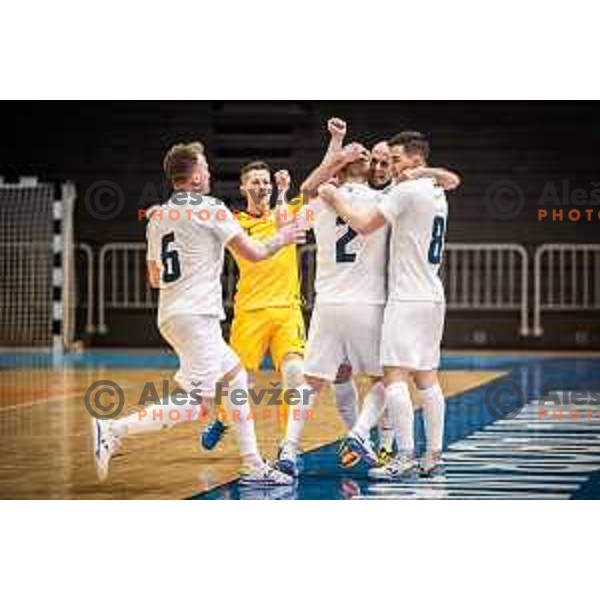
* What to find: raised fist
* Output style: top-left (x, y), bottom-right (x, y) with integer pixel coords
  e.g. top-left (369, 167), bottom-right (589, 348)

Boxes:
top-left (327, 117), bottom-right (347, 140)
top-left (274, 169), bottom-right (291, 192)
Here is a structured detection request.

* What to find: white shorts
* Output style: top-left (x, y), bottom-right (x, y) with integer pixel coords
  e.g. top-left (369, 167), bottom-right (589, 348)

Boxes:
top-left (159, 315), bottom-right (240, 398)
top-left (381, 301), bottom-right (446, 371)
top-left (304, 303), bottom-right (384, 381)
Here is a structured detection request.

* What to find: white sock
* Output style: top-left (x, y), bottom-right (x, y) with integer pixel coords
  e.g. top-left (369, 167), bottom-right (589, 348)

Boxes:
top-left (281, 357), bottom-right (304, 390)
top-left (385, 381), bottom-right (415, 456)
top-left (112, 392), bottom-right (205, 438)
top-left (419, 383), bottom-right (445, 455)
top-left (224, 369), bottom-right (263, 469)
top-left (377, 408), bottom-right (395, 452)
top-left (284, 383), bottom-right (317, 449)
top-left (352, 381), bottom-right (385, 440)
top-left (334, 379), bottom-right (359, 429)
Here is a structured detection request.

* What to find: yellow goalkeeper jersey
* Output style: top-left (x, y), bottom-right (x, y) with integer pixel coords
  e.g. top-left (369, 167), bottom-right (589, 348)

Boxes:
top-left (230, 210), bottom-right (302, 312)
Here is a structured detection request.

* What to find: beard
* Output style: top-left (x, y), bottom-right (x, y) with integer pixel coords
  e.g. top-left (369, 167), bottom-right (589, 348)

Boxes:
top-left (369, 177), bottom-right (392, 190)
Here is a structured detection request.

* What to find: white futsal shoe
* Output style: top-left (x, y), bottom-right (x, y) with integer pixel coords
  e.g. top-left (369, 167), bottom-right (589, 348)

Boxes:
top-left (93, 418), bottom-right (119, 482)
top-left (239, 462), bottom-right (294, 487)
top-left (420, 451), bottom-right (445, 478)
top-left (368, 453), bottom-right (418, 481)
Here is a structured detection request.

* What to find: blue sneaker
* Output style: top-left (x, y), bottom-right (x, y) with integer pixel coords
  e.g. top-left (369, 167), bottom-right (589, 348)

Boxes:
top-left (275, 442), bottom-right (300, 477)
top-left (200, 419), bottom-right (227, 450)
top-left (339, 433), bottom-right (379, 468)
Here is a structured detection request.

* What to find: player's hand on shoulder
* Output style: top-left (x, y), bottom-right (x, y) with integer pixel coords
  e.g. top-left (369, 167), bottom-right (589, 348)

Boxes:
top-left (318, 182), bottom-right (338, 204)
top-left (340, 142), bottom-right (365, 165)
top-left (403, 167), bottom-right (429, 181)
top-left (327, 117), bottom-right (347, 140)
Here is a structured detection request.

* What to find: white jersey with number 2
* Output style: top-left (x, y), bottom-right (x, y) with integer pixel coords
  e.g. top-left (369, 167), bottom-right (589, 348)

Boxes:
top-left (304, 182), bottom-right (388, 305)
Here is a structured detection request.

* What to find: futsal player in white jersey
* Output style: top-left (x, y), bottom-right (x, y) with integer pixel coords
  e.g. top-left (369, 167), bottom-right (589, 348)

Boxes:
top-left (300, 123), bottom-right (459, 468)
top-left (274, 144), bottom-right (389, 476)
top-left (93, 141), bottom-right (305, 486)
top-left (320, 131), bottom-right (450, 479)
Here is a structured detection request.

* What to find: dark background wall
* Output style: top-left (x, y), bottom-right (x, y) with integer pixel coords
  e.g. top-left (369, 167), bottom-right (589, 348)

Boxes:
top-left (1, 101), bottom-right (599, 348)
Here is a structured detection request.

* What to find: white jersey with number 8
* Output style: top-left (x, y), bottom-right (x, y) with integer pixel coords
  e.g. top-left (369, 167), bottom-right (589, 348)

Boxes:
top-left (377, 178), bottom-right (448, 303)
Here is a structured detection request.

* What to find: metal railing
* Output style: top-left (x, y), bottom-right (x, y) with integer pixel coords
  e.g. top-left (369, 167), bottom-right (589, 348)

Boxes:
top-left (442, 244), bottom-right (530, 336)
top-left (93, 242), bottom-right (532, 336)
top-left (97, 243), bottom-right (156, 334)
top-left (82, 242), bottom-right (600, 339)
top-left (76, 243), bottom-right (94, 334)
top-left (533, 244), bottom-right (600, 336)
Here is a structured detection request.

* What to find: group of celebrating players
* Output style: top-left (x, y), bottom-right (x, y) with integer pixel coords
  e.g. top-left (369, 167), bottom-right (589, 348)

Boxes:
top-left (93, 118), bottom-right (460, 487)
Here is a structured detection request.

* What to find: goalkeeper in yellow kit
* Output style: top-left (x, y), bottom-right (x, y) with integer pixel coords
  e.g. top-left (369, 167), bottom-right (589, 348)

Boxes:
top-left (200, 161), bottom-right (307, 449)
top-left (201, 118), bottom-right (366, 457)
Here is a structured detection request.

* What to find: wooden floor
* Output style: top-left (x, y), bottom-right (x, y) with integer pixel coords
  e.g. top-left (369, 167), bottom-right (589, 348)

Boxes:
top-left (0, 366), bottom-right (506, 499)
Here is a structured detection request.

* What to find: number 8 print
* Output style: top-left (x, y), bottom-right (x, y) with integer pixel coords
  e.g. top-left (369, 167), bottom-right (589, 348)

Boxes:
top-left (428, 216), bottom-right (446, 265)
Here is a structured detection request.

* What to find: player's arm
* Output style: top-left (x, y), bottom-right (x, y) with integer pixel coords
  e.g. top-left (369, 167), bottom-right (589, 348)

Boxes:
top-left (300, 118), bottom-right (355, 198)
top-left (405, 167), bottom-right (461, 191)
top-left (322, 117), bottom-right (346, 162)
top-left (318, 184), bottom-right (387, 236)
top-left (274, 169), bottom-right (291, 209)
top-left (300, 143), bottom-right (364, 199)
top-left (147, 261), bottom-right (161, 288)
top-left (273, 169), bottom-right (298, 227)
top-left (227, 222), bottom-right (306, 262)
top-left (145, 213), bottom-right (161, 288)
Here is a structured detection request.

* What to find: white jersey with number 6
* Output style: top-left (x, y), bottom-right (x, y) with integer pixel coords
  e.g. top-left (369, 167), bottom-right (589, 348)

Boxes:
top-left (307, 182), bottom-right (388, 305)
top-left (146, 194), bottom-right (243, 324)
top-left (377, 178), bottom-right (448, 303)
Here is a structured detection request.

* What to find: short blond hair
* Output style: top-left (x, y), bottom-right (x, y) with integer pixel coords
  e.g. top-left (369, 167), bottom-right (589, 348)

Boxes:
top-left (163, 141), bottom-right (205, 185)
top-left (240, 161), bottom-right (271, 183)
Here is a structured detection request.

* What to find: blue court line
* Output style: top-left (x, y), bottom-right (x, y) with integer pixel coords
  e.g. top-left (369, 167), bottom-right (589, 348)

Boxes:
top-left (191, 356), bottom-right (600, 500)
top-left (0, 349), bottom-right (180, 370)
top-left (0, 349), bottom-right (562, 371)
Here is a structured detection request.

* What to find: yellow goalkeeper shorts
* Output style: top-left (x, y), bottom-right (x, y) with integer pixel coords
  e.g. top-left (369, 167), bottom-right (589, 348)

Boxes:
top-left (230, 306), bottom-right (306, 373)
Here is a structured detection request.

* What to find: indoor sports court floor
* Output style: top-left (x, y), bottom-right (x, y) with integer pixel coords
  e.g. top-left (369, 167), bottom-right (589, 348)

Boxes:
top-left (1, 351), bottom-right (600, 500)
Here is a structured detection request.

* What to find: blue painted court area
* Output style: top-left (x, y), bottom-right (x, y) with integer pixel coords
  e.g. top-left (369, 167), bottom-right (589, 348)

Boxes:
top-left (192, 354), bottom-right (600, 500)
top-left (3, 350), bottom-right (600, 499)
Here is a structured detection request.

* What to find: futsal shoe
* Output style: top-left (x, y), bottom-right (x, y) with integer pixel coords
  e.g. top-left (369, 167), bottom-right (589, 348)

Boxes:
top-left (239, 462), bottom-right (295, 487)
top-left (275, 441), bottom-right (300, 477)
top-left (200, 419), bottom-right (227, 450)
top-left (239, 482), bottom-right (298, 500)
top-left (339, 432), bottom-right (379, 469)
top-left (339, 478), bottom-right (361, 499)
top-left (419, 452), bottom-right (445, 479)
top-left (368, 454), bottom-right (418, 481)
top-left (93, 418), bottom-right (119, 482)
top-left (376, 447), bottom-right (396, 466)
